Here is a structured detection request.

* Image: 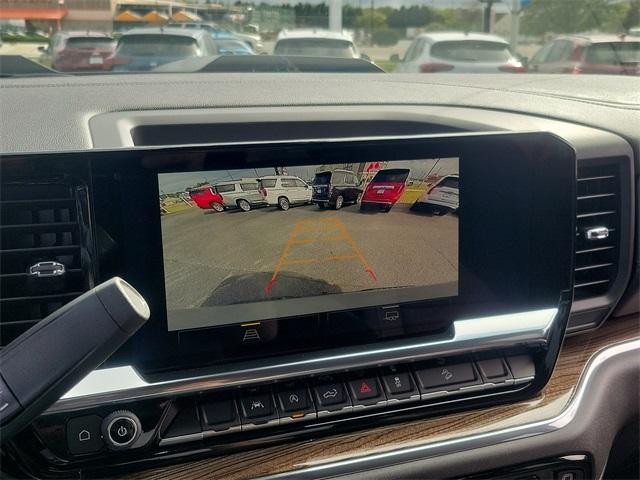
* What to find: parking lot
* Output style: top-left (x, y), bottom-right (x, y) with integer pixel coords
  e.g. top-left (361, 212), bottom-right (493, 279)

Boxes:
top-left (161, 201), bottom-right (458, 313)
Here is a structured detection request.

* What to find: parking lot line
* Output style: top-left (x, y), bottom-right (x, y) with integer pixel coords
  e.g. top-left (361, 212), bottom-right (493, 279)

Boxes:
top-left (264, 217), bottom-right (377, 294)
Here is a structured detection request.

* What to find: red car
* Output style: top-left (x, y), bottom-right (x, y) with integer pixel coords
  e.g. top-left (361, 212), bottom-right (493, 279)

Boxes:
top-left (188, 185), bottom-right (225, 212)
top-left (44, 32), bottom-right (116, 72)
top-left (529, 35), bottom-right (640, 76)
top-left (360, 168), bottom-right (410, 212)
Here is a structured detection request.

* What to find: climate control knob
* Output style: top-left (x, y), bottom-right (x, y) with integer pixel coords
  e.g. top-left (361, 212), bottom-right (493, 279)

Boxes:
top-left (101, 410), bottom-right (141, 450)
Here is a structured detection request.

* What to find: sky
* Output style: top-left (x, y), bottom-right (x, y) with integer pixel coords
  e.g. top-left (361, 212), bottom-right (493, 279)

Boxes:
top-left (158, 157), bottom-right (458, 194)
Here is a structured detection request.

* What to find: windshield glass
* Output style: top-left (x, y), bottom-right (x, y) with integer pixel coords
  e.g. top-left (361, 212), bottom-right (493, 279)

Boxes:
top-left (431, 40), bottom-right (512, 62)
top-left (274, 39), bottom-right (356, 57)
top-left (67, 37), bottom-right (115, 49)
top-left (373, 169), bottom-right (410, 183)
top-left (1, 0), bottom-right (638, 77)
top-left (116, 35), bottom-right (199, 57)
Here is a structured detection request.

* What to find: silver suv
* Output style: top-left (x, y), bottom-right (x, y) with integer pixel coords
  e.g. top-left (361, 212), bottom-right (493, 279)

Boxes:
top-left (214, 178), bottom-right (267, 212)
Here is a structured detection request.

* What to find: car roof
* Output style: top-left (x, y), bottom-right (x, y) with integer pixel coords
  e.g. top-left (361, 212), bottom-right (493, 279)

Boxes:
top-left (316, 169), bottom-right (353, 174)
top-left (552, 34), bottom-right (638, 44)
top-left (216, 178), bottom-right (257, 185)
top-left (276, 29), bottom-right (353, 42)
top-left (56, 31), bottom-right (113, 39)
top-left (259, 175), bottom-right (300, 179)
top-left (414, 31), bottom-right (509, 44)
top-left (120, 27), bottom-right (207, 39)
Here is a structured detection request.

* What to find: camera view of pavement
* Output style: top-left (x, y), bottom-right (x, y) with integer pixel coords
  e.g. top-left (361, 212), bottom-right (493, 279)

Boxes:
top-left (161, 203), bottom-right (458, 312)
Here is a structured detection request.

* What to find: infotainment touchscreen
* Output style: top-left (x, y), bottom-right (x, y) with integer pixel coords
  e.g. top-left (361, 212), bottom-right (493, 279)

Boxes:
top-left (159, 158), bottom-right (459, 331)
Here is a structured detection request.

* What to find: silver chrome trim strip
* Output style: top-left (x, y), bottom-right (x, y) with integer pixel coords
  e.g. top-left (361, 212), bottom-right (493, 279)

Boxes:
top-left (46, 308), bottom-right (557, 414)
top-left (257, 337), bottom-right (640, 480)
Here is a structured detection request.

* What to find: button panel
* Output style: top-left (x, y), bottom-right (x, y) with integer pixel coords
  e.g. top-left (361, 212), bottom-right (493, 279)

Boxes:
top-left (156, 352), bottom-right (535, 446)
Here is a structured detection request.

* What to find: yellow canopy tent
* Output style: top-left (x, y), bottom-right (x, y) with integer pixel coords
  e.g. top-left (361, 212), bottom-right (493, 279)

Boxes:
top-left (114, 10), bottom-right (143, 22)
top-left (142, 10), bottom-right (168, 24)
top-left (171, 10), bottom-right (202, 22)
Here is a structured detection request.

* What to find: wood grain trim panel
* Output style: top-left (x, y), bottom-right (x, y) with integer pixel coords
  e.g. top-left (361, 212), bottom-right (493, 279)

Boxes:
top-left (126, 315), bottom-right (639, 480)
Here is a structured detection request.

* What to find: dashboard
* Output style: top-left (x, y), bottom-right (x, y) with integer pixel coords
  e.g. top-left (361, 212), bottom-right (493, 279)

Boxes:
top-left (0, 73), bottom-right (638, 480)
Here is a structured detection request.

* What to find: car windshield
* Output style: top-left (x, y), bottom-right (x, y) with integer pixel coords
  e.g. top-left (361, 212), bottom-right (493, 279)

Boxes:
top-left (438, 177), bottom-right (460, 189)
top-left (1, 0), bottom-right (639, 76)
top-left (274, 39), bottom-right (355, 58)
top-left (67, 37), bottom-right (115, 49)
top-left (430, 40), bottom-right (512, 62)
top-left (585, 42), bottom-right (640, 64)
top-left (373, 169), bottom-right (410, 183)
top-left (116, 35), bottom-right (199, 57)
top-left (314, 172), bottom-right (332, 185)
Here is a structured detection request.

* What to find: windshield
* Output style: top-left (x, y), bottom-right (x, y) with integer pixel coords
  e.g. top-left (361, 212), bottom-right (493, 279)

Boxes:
top-left (372, 169), bottom-right (410, 183)
top-left (116, 35), bottom-right (199, 57)
top-left (66, 37), bottom-right (115, 49)
top-left (1, 0), bottom-right (639, 76)
top-left (274, 39), bottom-right (356, 58)
top-left (431, 40), bottom-right (512, 62)
top-left (314, 172), bottom-right (332, 185)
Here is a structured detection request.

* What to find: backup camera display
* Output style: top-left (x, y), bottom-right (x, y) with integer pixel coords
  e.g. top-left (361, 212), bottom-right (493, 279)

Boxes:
top-left (159, 158), bottom-right (459, 331)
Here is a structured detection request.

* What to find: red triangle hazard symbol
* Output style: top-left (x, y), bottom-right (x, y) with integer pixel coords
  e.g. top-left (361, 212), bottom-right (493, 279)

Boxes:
top-left (359, 381), bottom-right (372, 394)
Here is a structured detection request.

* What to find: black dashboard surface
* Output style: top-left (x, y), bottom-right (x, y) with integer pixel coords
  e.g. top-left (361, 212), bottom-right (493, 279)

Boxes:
top-left (0, 74), bottom-right (639, 153)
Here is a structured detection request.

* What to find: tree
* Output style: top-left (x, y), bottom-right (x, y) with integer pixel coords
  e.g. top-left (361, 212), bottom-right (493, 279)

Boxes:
top-left (387, 6), bottom-right (434, 29)
top-left (622, 0), bottom-right (640, 30)
top-left (521, 0), bottom-right (630, 36)
top-left (354, 10), bottom-right (387, 30)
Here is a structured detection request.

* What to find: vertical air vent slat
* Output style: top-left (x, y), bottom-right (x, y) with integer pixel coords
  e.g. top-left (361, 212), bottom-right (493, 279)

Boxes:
top-left (574, 161), bottom-right (621, 302)
top-left (0, 180), bottom-right (92, 346)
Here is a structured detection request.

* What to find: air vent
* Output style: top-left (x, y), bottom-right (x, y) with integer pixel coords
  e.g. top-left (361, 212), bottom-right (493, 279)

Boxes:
top-left (574, 161), bottom-right (621, 301)
top-left (0, 180), bottom-right (93, 346)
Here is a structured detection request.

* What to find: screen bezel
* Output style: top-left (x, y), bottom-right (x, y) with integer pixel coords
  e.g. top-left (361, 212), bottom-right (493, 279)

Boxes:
top-left (5, 132), bottom-right (574, 375)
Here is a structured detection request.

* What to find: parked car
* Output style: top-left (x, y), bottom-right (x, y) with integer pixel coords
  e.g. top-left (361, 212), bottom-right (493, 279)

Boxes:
top-left (188, 185), bottom-right (225, 212)
top-left (169, 22), bottom-right (263, 52)
top-left (312, 169), bottom-right (362, 209)
top-left (214, 179), bottom-right (266, 211)
top-left (360, 168), bottom-right (410, 212)
top-left (274, 30), bottom-right (365, 59)
top-left (42, 32), bottom-right (116, 72)
top-left (258, 176), bottom-right (312, 211)
top-left (104, 28), bottom-right (216, 72)
top-left (394, 32), bottom-right (526, 73)
top-left (411, 174), bottom-right (459, 215)
top-left (529, 35), bottom-right (640, 75)
top-left (212, 39), bottom-right (255, 56)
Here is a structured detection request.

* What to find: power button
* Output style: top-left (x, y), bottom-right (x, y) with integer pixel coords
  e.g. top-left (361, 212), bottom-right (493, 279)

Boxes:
top-left (101, 410), bottom-right (141, 450)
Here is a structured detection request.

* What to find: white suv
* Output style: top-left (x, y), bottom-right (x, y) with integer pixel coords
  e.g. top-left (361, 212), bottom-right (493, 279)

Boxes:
top-left (258, 176), bottom-right (312, 210)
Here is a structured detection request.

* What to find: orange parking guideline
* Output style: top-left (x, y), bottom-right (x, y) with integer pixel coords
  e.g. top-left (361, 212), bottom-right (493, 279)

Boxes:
top-left (265, 217), bottom-right (377, 294)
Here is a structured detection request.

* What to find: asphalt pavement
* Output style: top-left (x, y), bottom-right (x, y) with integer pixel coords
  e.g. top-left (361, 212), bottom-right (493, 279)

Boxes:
top-left (161, 201), bottom-right (458, 313)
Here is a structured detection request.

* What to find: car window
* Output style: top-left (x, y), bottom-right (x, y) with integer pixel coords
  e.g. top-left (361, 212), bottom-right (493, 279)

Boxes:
top-left (585, 42), bottom-right (640, 64)
top-left (240, 182), bottom-right (258, 191)
top-left (259, 179), bottom-right (276, 188)
top-left (116, 35), bottom-right (199, 57)
top-left (345, 173), bottom-right (356, 184)
top-left (531, 42), bottom-right (553, 64)
top-left (215, 184), bottom-right (236, 193)
top-left (372, 169), bottom-right (410, 183)
top-left (314, 172), bottom-right (331, 185)
top-left (404, 38), bottom-right (426, 62)
top-left (438, 177), bottom-right (459, 190)
top-left (332, 172), bottom-right (345, 184)
top-left (430, 41), bottom-right (512, 62)
top-left (294, 179), bottom-right (307, 187)
top-left (280, 178), bottom-right (296, 188)
top-left (546, 40), bottom-right (574, 62)
top-left (66, 38), bottom-right (115, 49)
top-left (274, 39), bottom-right (355, 58)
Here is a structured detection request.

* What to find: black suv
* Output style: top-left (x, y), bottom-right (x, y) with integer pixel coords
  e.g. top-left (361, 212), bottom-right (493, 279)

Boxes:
top-left (312, 169), bottom-right (362, 209)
